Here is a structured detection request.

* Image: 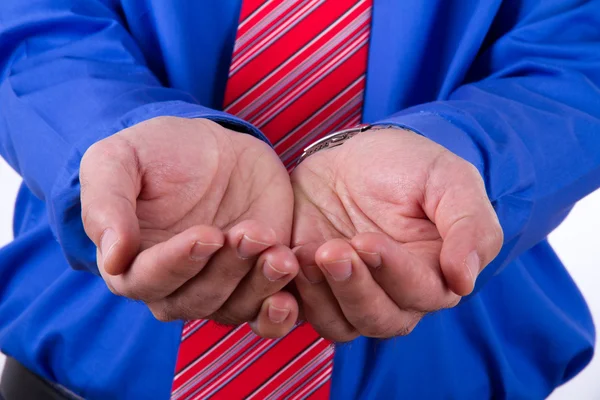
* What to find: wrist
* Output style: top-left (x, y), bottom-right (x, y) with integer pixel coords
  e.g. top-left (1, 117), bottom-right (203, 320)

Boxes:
top-left (297, 124), bottom-right (406, 165)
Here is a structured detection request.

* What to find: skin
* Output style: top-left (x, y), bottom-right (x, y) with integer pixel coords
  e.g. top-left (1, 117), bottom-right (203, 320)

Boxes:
top-left (81, 117), bottom-right (503, 341)
top-left (80, 116), bottom-right (298, 338)
top-left (290, 127), bottom-right (503, 342)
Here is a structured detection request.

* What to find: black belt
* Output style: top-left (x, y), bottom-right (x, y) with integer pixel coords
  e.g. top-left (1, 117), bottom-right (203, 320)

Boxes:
top-left (0, 356), bottom-right (75, 400)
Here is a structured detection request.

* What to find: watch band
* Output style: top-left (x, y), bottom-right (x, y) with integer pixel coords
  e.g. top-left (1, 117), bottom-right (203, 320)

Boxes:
top-left (296, 124), bottom-right (394, 165)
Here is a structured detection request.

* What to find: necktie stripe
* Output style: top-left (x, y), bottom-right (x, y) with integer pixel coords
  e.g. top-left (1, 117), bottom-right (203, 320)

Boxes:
top-left (270, 348), bottom-right (333, 399)
top-left (181, 320), bottom-right (208, 340)
top-left (245, 338), bottom-right (329, 399)
top-left (230, 0), bottom-right (326, 75)
top-left (227, 11), bottom-right (370, 123)
top-left (225, 0), bottom-right (363, 105)
top-left (305, 382), bottom-right (331, 400)
top-left (257, 41), bottom-right (368, 137)
top-left (181, 332), bottom-right (262, 393)
top-left (176, 336), bottom-right (270, 399)
top-left (274, 75), bottom-right (365, 153)
top-left (186, 338), bottom-right (277, 399)
top-left (255, 341), bottom-right (333, 399)
top-left (234, 0), bottom-right (308, 59)
top-left (225, 0), bottom-right (369, 112)
top-left (174, 324), bottom-right (237, 375)
top-left (238, 0), bottom-right (273, 25)
top-left (288, 364), bottom-right (334, 400)
top-left (173, 1), bottom-right (372, 397)
top-left (173, 325), bottom-right (249, 390)
top-left (207, 327), bottom-right (324, 399)
top-left (235, 22), bottom-right (370, 129)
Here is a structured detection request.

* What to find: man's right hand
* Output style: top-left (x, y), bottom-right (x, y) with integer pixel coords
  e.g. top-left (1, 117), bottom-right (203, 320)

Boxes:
top-left (80, 116), bottom-right (298, 338)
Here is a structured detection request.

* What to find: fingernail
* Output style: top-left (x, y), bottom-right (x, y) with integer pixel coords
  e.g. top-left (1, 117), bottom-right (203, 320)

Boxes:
top-left (237, 235), bottom-right (271, 259)
top-left (323, 259), bottom-right (352, 281)
top-left (268, 305), bottom-right (290, 324)
top-left (190, 241), bottom-right (223, 261)
top-left (357, 250), bottom-right (382, 269)
top-left (263, 260), bottom-right (290, 281)
top-left (301, 264), bottom-right (324, 284)
top-left (100, 229), bottom-right (118, 259)
top-left (466, 251), bottom-right (481, 284)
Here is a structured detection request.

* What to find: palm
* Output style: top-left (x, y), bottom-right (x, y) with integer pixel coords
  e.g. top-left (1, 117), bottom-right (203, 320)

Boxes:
top-left (291, 129), bottom-right (445, 256)
top-left (121, 118), bottom-right (293, 249)
top-left (288, 128), bottom-right (503, 341)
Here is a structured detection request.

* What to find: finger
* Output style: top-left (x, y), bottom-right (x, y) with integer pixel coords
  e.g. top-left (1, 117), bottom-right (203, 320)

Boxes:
top-left (214, 245), bottom-right (299, 325)
top-left (80, 138), bottom-right (141, 276)
top-left (249, 292), bottom-right (299, 339)
top-left (103, 225), bottom-right (224, 302)
top-left (315, 239), bottom-right (420, 338)
top-left (158, 220), bottom-right (277, 320)
top-left (351, 232), bottom-right (460, 312)
top-left (424, 155), bottom-right (504, 296)
top-left (293, 243), bottom-right (358, 343)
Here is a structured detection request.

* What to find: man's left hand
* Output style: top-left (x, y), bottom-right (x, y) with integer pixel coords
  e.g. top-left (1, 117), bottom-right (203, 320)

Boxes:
top-left (291, 127), bottom-right (503, 342)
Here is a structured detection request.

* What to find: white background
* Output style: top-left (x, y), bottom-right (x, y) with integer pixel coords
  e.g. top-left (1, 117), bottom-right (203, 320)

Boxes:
top-left (0, 158), bottom-right (599, 398)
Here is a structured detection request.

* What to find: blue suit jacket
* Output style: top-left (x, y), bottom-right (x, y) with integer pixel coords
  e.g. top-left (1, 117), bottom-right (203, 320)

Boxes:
top-left (0, 0), bottom-right (599, 398)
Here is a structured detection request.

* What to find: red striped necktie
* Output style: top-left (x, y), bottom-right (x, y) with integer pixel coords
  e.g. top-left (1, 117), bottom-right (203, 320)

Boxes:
top-left (171, 1), bottom-right (372, 398)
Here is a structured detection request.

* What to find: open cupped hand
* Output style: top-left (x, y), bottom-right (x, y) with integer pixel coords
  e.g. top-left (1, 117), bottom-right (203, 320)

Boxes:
top-left (291, 127), bottom-right (503, 342)
top-left (80, 117), bottom-right (298, 338)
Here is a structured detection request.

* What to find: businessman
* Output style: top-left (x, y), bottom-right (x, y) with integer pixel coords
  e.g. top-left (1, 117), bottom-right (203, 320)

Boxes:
top-left (1, 0), bottom-right (599, 399)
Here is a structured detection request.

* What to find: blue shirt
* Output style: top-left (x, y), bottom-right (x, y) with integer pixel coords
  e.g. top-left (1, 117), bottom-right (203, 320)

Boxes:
top-left (1, 0), bottom-right (599, 398)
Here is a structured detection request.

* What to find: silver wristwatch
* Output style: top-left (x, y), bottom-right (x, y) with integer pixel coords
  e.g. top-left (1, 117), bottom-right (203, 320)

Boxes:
top-left (296, 124), bottom-right (395, 165)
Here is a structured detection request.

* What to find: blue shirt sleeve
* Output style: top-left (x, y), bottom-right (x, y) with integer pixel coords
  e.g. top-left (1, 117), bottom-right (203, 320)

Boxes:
top-left (0, 0), bottom-right (268, 274)
top-left (375, 0), bottom-right (600, 292)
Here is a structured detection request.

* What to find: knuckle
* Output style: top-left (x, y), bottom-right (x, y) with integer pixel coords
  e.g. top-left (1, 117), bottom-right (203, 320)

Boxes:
top-left (149, 304), bottom-right (177, 323)
top-left (118, 284), bottom-right (145, 301)
top-left (113, 276), bottom-right (164, 303)
top-left (312, 317), bottom-right (358, 343)
top-left (356, 310), bottom-right (425, 339)
top-left (211, 299), bottom-right (259, 326)
top-left (397, 312), bottom-right (424, 337)
top-left (391, 323), bottom-right (416, 337)
top-left (329, 330), bottom-right (359, 343)
top-left (210, 310), bottom-right (246, 327)
top-left (177, 291), bottom-right (227, 320)
top-left (434, 293), bottom-right (462, 310)
top-left (355, 313), bottom-right (397, 339)
top-left (114, 277), bottom-right (155, 302)
top-left (199, 291), bottom-right (229, 314)
top-left (422, 295), bottom-right (460, 313)
top-left (167, 298), bottom-right (204, 321)
top-left (390, 315), bottom-right (422, 338)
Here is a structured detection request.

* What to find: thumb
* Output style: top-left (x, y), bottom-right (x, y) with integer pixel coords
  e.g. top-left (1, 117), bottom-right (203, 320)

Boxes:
top-left (426, 156), bottom-right (503, 296)
top-left (80, 138), bottom-right (141, 276)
